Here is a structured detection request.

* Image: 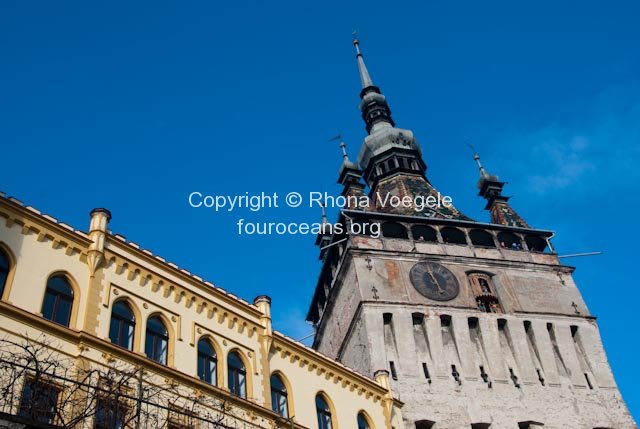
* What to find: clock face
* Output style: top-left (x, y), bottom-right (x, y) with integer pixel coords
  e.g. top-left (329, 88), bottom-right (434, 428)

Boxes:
top-left (410, 262), bottom-right (460, 301)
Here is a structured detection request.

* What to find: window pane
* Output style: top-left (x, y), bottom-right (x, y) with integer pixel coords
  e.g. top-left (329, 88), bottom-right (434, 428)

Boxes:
top-left (54, 297), bottom-right (72, 326)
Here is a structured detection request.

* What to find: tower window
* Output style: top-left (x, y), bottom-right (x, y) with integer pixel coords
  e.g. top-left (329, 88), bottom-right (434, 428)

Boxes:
top-left (441, 227), bottom-right (466, 245)
top-left (468, 273), bottom-right (502, 314)
top-left (411, 225), bottom-right (438, 242)
top-left (469, 229), bottom-right (496, 247)
top-left (497, 232), bottom-right (522, 250)
top-left (525, 235), bottom-right (548, 252)
top-left (412, 312), bottom-right (424, 325)
top-left (382, 222), bottom-right (409, 239)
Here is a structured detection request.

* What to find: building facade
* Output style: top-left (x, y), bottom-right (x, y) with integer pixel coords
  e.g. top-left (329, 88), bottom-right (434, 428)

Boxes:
top-left (306, 39), bottom-right (636, 429)
top-left (0, 194), bottom-right (403, 429)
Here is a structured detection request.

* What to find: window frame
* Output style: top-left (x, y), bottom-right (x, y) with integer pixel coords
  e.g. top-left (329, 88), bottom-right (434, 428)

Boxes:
top-left (197, 338), bottom-right (217, 385)
top-left (41, 274), bottom-right (75, 327)
top-left (109, 300), bottom-right (136, 351)
top-left (145, 315), bottom-right (169, 365)
top-left (227, 351), bottom-right (247, 398)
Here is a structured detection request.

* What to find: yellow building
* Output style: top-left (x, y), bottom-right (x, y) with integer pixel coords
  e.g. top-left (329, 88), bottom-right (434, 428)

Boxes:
top-left (0, 192), bottom-right (403, 429)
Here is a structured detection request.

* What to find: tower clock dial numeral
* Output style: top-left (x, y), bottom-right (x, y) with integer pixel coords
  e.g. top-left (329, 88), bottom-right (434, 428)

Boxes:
top-left (410, 262), bottom-right (460, 301)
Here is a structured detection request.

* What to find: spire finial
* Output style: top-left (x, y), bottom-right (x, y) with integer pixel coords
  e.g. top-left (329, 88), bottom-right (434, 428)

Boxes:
top-left (320, 202), bottom-right (328, 224)
top-left (352, 33), bottom-right (373, 89)
top-left (466, 143), bottom-right (490, 179)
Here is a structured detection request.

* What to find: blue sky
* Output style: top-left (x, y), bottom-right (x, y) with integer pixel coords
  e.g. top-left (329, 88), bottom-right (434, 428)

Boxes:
top-left (1, 0), bottom-right (638, 419)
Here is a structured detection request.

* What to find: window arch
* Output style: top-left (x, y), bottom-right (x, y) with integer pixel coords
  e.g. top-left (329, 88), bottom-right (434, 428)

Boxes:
top-left (109, 300), bottom-right (135, 350)
top-left (270, 373), bottom-right (289, 418)
top-left (468, 273), bottom-right (502, 314)
top-left (441, 227), bottom-right (466, 245)
top-left (315, 394), bottom-right (333, 429)
top-left (358, 411), bottom-right (373, 429)
top-left (469, 229), bottom-right (496, 247)
top-left (411, 225), bottom-right (438, 242)
top-left (145, 315), bottom-right (169, 364)
top-left (197, 338), bottom-right (217, 385)
top-left (382, 222), bottom-right (409, 239)
top-left (41, 274), bottom-right (74, 327)
top-left (227, 351), bottom-right (247, 398)
top-left (0, 247), bottom-right (10, 299)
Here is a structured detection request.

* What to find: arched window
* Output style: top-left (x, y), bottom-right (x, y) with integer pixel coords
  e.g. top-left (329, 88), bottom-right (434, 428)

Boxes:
top-left (197, 338), bottom-right (217, 385)
top-left (441, 227), bottom-right (466, 245)
top-left (469, 229), bottom-right (496, 247)
top-left (525, 235), bottom-right (547, 252)
top-left (41, 275), bottom-right (74, 327)
top-left (145, 316), bottom-right (168, 364)
top-left (270, 374), bottom-right (288, 417)
top-left (358, 412), bottom-right (372, 429)
top-left (227, 352), bottom-right (246, 398)
top-left (468, 273), bottom-right (502, 314)
top-left (316, 395), bottom-right (332, 429)
top-left (411, 225), bottom-right (438, 242)
top-left (497, 232), bottom-right (521, 250)
top-left (382, 222), bottom-right (409, 239)
top-left (109, 301), bottom-right (135, 350)
top-left (0, 248), bottom-right (9, 299)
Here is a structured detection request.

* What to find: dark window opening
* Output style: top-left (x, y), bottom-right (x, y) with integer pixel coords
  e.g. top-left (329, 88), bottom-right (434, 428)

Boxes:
top-left (584, 373), bottom-right (593, 389)
top-left (382, 222), bottom-right (409, 239)
top-left (412, 312), bottom-right (424, 326)
top-left (537, 369), bottom-right (545, 386)
top-left (383, 313), bottom-right (393, 325)
top-left (440, 315), bottom-right (451, 327)
top-left (42, 275), bottom-right (74, 327)
top-left (441, 227), bottom-right (466, 245)
top-left (451, 364), bottom-right (461, 385)
top-left (509, 368), bottom-right (521, 388)
top-left (470, 230), bottom-right (495, 247)
top-left (415, 420), bottom-right (435, 429)
top-left (411, 225), bottom-right (438, 242)
top-left (0, 248), bottom-right (9, 298)
top-left (422, 362), bottom-right (431, 383)
top-left (389, 361), bottom-right (398, 380)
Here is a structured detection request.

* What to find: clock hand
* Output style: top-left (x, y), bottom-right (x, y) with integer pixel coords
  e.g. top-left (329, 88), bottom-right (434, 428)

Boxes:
top-left (426, 266), bottom-right (444, 294)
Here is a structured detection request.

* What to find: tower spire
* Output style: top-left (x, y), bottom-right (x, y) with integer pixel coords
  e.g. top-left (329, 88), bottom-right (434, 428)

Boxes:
top-left (351, 36), bottom-right (395, 133)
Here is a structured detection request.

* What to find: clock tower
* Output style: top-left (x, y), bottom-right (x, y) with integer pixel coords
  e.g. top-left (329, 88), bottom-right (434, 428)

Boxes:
top-left (306, 40), bottom-right (636, 429)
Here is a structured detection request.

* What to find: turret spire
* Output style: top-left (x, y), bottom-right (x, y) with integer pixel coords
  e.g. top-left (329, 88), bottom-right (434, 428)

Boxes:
top-left (353, 36), bottom-right (374, 89)
top-left (470, 147), bottom-right (530, 228)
